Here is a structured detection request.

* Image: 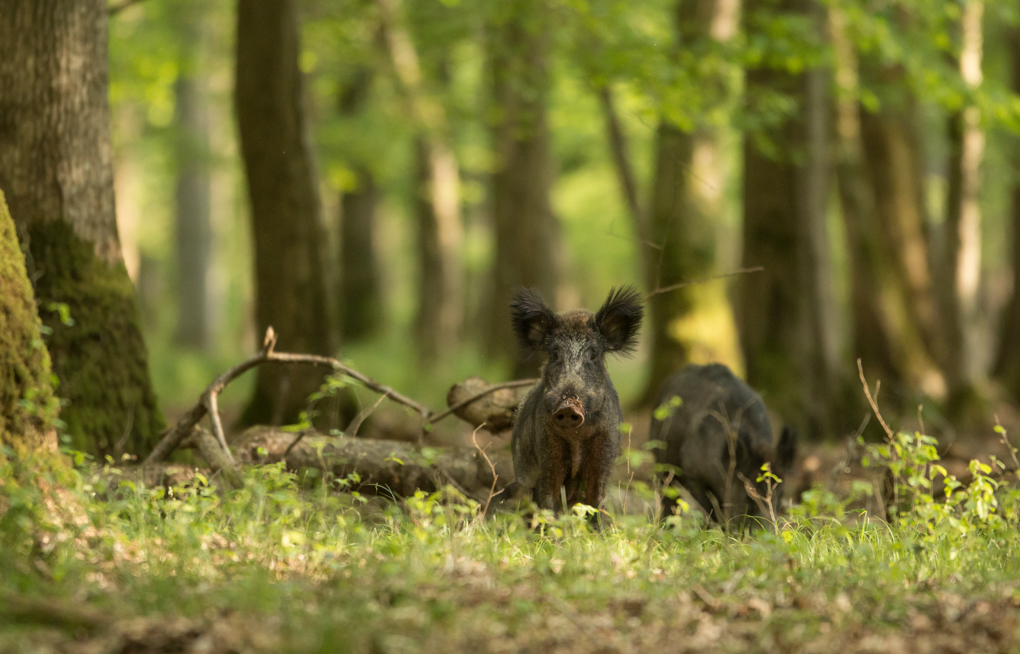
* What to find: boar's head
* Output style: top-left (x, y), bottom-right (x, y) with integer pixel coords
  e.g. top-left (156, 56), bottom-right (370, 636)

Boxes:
top-left (510, 287), bottom-right (642, 433)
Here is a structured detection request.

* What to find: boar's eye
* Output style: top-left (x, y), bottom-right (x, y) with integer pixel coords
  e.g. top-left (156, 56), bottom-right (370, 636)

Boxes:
top-left (549, 350), bottom-right (559, 363)
top-left (588, 348), bottom-right (599, 362)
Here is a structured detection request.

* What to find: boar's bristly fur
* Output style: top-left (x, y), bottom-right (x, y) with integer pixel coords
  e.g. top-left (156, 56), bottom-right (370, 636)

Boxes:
top-left (652, 363), bottom-right (798, 530)
top-left (506, 287), bottom-right (643, 520)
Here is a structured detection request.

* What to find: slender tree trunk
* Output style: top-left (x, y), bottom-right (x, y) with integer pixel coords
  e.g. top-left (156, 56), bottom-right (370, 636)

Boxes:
top-left (641, 0), bottom-right (743, 404)
top-left (994, 28), bottom-right (1020, 398)
top-left (235, 0), bottom-right (336, 427)
top-left (337, 71), bottom-right (383, 343)
top-left (597, 86), bottom-right (644, 242)
top-left (740, 0), bottom-right (842, 440)
top-left (831, 9), bottom-right (904, 387)
top-left (484, 1), bottom-right (561, 377)
top-left (376, 0), bottom-right (464, 362)
top-left (173, 12), bottom-right (213, 350)
top-left (942, 0), bottom-right (985, 412)
top-left (413, 137), bottom-right (464, 362)
top-left (0, 0), bottom-right (164, 457)
top-left (0, 191), bottom-right (58, 454)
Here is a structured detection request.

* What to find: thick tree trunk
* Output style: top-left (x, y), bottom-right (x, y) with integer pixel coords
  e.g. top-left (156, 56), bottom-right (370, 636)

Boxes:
top-left (0, 191), bottom-right (58, 454)
top-left (484, 1), bottom-right (561, 378)
top-left (740, 0), bottom-right (842, 440)
top-left (994, 29), bottom-right (1020, 398)
top-left (942, 0), bottom-right (985, 413)
top-left (337, 71), bottom-right (383, 343)
top-left (173, 26), bottom-right (213, 350)
top-left (235, 0), bottom-right (336, 427)
top-left (0, 0), bottom-right (164, 457)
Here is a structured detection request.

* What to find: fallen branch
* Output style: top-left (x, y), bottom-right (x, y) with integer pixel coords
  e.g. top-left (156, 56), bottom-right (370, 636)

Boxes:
top-left (144, 328), bottom-right (434, 466)
top-left (235, 426), bottom-right (513, 502)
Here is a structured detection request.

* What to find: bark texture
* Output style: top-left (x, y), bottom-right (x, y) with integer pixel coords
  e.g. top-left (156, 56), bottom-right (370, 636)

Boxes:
top-left (235, 0), bottom-right (336, 427)
top-left (174, 10), bottom-right (213, 350)
top-left (338, 71), bottom-right (383, 343)
top-left (484, 1), bottom-right (561, 378)
top-left (0, 0), bottom-right (164, 457)
top-left (0, 191), bottom-right (58, 453)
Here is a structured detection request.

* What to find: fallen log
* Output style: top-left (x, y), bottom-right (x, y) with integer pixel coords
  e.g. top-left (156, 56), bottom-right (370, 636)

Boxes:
top-left (444, 377), bottom-right (534, 434)
top-left (233, 427), bottom-right (514, 502)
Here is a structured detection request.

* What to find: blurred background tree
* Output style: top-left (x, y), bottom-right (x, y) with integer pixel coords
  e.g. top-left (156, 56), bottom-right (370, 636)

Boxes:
top-left (10, 0), bottom-right (1008, 453)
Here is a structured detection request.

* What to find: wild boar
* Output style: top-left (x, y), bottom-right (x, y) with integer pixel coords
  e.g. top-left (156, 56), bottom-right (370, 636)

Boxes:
top-left (652, 363), bottom-right (797, 528)
top-left (505, 287), bottom-right (643, 516)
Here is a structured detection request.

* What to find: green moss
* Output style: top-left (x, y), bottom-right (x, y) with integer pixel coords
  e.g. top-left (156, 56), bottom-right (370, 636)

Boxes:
top-left (0, 191), bottom-right (58, 451)
top-left (26, 218), bottom-right (164, 459)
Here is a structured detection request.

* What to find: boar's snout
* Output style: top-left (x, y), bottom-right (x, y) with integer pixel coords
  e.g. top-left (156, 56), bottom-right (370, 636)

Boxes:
top-left (553, 396), bottom-right (585, 429)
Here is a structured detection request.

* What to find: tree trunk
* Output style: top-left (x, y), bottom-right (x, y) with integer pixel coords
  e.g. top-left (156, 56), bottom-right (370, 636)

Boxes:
top-left (375, 0), bottom-right (464, 363)
top-left (337, 71), bottom-right (383, 343)
top-left (0, 191), bottom-right (58, 454)
top-left (413, 137), bottom-right (464, 362)
top-left (484, 1), bottom-right (561, 378)
top-left (640, 0), bottom-right (743, 405)
top-left (0, 0), bottom-right (164, 457)
top-left (173, 12), bottom-right (213, 350)
top-left (235, 0), bottom-right (336, 427)
top-left (942, 0), bottom-right (985, 414)
top-left (831, 9), bottom-right (905, 387)
top-left (740, 0), bottom-right (842, 440)
top-left (858, 85), bottom-right (945, 393)
top-left (994, 28), bottom-right (1020, 398)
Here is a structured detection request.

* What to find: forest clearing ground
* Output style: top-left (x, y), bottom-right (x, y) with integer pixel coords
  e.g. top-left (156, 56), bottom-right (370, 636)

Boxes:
top-left (4, 442), bottom-right (1020, 654)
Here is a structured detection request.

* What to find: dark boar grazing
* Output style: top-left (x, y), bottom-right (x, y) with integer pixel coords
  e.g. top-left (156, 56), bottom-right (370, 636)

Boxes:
top-left (506, 287), bottom-right (643, 516)
top-left (652, 363), bottom-right (797, 528)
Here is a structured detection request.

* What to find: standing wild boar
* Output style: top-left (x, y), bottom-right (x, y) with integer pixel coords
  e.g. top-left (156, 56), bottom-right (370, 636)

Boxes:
top-left (652, 363), bottom-right (797, 528)
top-left (506, 287), bottom-right (643, 515)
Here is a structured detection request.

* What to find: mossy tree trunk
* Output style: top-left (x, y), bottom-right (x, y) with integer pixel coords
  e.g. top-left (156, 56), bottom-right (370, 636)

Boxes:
top-left (0, 191), bottom-right (58, 455)
top-left (0, 0), bottom-right (164, 458)
top-left (484, 0), bottom-right (562, 378)
top-left (640, 0), bottom-right (742, 405)
top-left (235, 0), bottom-right (337, 427)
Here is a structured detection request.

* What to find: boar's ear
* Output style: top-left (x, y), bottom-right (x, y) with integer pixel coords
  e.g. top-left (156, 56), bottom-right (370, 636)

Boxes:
top-left (595, 286), bottom-right (644, 354)
top-left (775, 426), bottom-right (798, 475)
top-left (510, 287), bottom-right (557, 353)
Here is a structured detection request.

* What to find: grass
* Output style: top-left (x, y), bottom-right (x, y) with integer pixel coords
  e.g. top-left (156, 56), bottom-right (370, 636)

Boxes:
top-left (3, 432), bottom-right (1020, 653)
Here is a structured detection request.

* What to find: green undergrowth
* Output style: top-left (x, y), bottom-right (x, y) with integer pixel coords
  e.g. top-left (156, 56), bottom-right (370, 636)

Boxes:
top-left (3, 430), bottom-right (1020, 653)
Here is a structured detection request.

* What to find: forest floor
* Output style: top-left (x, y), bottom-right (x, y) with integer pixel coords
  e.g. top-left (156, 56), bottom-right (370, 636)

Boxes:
top-left (5, 398), bottom-right (1020, 653)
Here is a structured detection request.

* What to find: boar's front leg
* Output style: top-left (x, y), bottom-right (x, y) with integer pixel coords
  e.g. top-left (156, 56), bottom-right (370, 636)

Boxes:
top-left (581, 434), bottom-right (616, 519)
top-left (535, 436), bottom-right (569, 512)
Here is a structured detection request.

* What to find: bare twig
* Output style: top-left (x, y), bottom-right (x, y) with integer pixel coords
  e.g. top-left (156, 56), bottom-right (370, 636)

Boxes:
top-left (144, 327), bottom-right (431, 466)
top-left (108, 0), bottom-right (149, 16)
top-left (644, 267), bottom-right (765, 300)
top-left (856, 358), bottom-right (894, 440)
top-left (430, 378), bottom-right (538, 426)
top-left (470, 423), bottom-right (500, 516)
